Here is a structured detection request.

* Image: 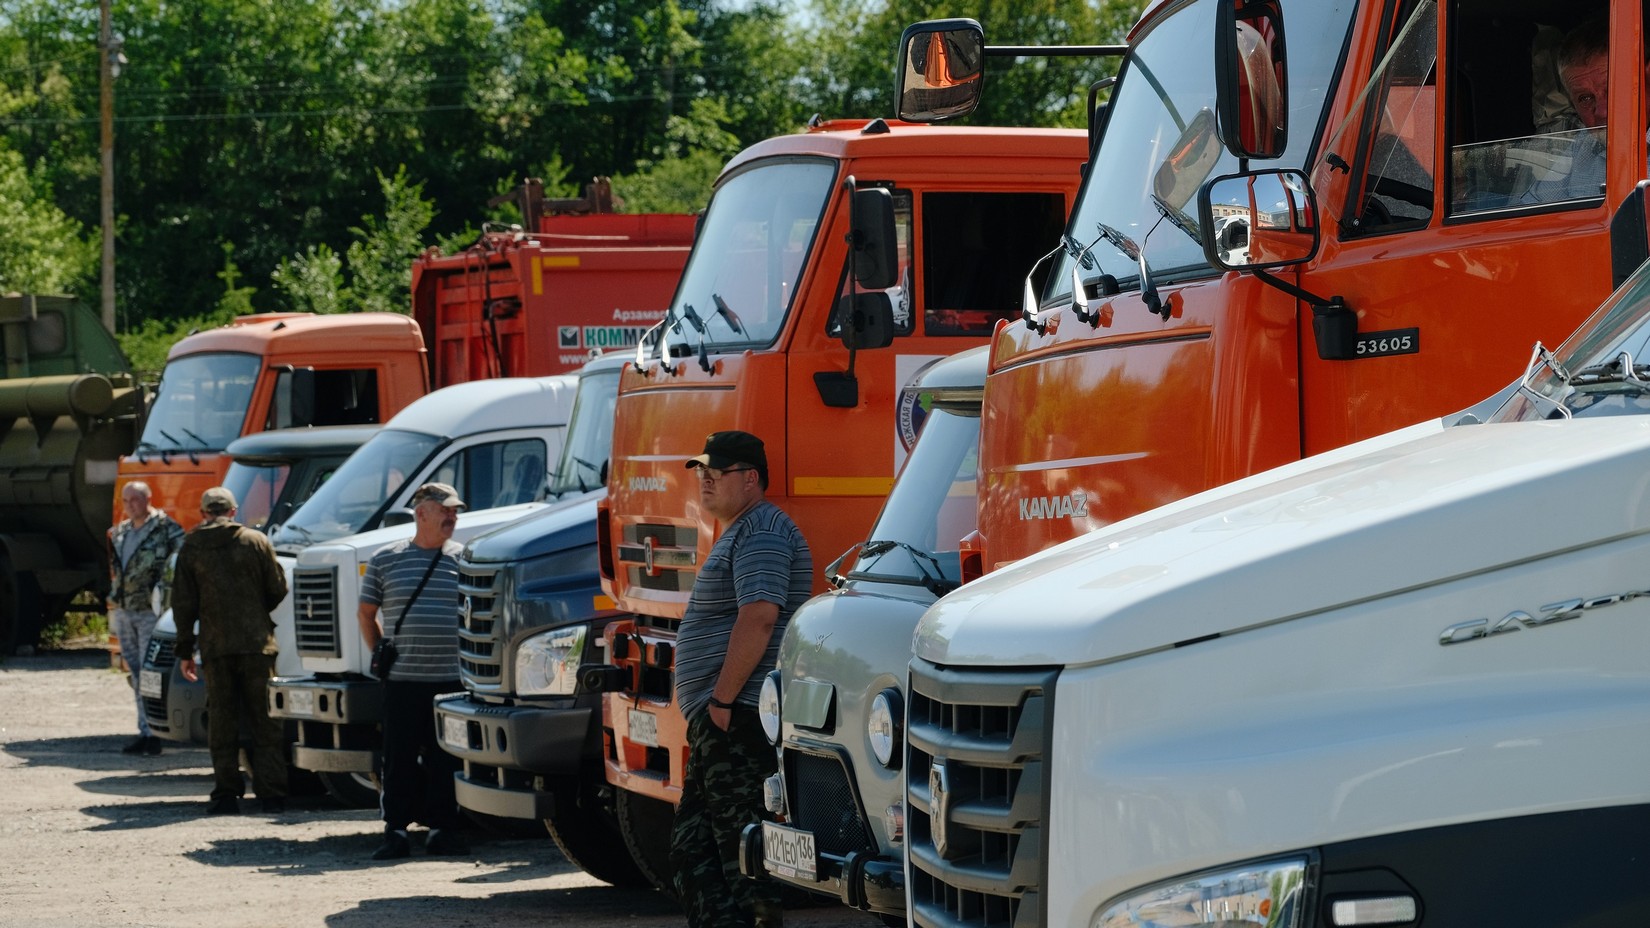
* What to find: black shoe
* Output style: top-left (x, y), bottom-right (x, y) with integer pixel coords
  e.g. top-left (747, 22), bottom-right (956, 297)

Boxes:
top-left (206, 797), bottom-right (240, 816)
top-left (121, 737), bottom-right (148, 754)
top-left (260, 797), bottom-right (286, 814)
top-left (424, 828), bottom-right (470, 856)
top-left (372, 831), bottom-right (411, 860)
top-left (143, 736), bottom-right (163, 756)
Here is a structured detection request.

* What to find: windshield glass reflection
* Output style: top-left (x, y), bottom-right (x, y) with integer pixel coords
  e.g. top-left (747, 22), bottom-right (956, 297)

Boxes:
top-left (270, 429), bottom-right (440, 550)
top-left (139, 352), bottom-right (260, 452)
top-left (548, 365), bottom-right (620, 497)
top-left (849, 404), bottom-right (980, 585)
top-left (1494, 270), bottom-right (1650, 422)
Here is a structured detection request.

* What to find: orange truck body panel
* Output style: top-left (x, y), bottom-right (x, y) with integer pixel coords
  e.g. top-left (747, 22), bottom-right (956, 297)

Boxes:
top-left (973, 0), bottom-right (1648, 573)
top-left (114, 312), bottom-right (427, 531)
top-left (598, 120), bottom-right (1091, 804)
top-left (410, 212), bottom-right (696, 384)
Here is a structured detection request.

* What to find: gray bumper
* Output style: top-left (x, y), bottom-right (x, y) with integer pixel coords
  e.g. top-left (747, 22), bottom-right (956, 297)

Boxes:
top-left (432, 693), bottom-right (590, 772)
top-left (267, 675), bottom-right (383, 724)
top-left (739, 822), bottom-right (906, 916)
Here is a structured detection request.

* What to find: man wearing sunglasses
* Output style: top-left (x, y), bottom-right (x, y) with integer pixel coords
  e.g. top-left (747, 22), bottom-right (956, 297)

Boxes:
top-left (671, 430), bottom-right (812, 928)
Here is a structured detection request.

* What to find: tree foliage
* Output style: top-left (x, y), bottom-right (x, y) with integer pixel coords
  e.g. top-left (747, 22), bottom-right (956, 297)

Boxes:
top-left (0, 0), bottom-right (1143, 347)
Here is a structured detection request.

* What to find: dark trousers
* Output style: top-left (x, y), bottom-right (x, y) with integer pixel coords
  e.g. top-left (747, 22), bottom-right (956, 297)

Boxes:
top-left (203, 652), bottom-right (287, 801)
top-left (379, 679), bottom-right (463, 832)
top-left (670, 709), bottom-right (782, 928)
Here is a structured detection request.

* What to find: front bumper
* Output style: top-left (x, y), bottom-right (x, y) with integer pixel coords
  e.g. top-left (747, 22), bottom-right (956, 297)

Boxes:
top-left (267, 675), bottom-right (383, 774)
top-left (739, 822), bottom-right (905, 915)
top-left (434, 692), bottom-right (595, 820)
top-left (141, 635), bottom-right (208, 743)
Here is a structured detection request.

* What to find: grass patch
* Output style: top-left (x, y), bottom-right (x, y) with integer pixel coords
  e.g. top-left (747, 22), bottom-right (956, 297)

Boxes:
top-left (37, 592), bottom-right (110, 651)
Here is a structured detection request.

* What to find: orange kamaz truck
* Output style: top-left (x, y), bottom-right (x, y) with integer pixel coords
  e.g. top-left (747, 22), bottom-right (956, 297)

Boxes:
top-left (581, 118), bottom-right (1089, 889)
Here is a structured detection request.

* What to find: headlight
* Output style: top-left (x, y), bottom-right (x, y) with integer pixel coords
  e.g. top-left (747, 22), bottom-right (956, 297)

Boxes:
top-left (1092, 857), bottom-right (1308, 928)
top-left (867, 687), bottom-right (902, 768)
top-left (758, 671), bottom-right (782, 744)
top-left (514, 625), bottom-right (587, 696)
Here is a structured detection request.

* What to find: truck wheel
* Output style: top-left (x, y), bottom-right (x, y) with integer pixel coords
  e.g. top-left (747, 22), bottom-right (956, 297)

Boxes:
top-left (616, 789), bottom-right (679, 897)
top-left (543, 782), bottom-right (650, 888)
top-left (318, 771), bottom-right (380, 808)
top-left (0, 556), bottom-right (43, 654)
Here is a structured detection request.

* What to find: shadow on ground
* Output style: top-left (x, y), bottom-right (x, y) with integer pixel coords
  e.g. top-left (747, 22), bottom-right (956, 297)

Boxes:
top-left (324, 885), bottom-right (684, 928)
top-left (0, 647), bottom-right (111, 672)
top-left (184, 830), bottom-right (577, 876)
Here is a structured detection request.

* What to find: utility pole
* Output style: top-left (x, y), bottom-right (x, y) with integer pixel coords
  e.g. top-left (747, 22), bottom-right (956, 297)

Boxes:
top-left (98, 0), bottom-right (117, 334)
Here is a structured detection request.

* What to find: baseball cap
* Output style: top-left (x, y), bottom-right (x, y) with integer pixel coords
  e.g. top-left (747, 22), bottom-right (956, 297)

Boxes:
top-left (684, 430), bottom-right (767, 475)
top-left (409, 482), bottom-right (466, 509)
top-left (201, 486), bottom-right (237, 514)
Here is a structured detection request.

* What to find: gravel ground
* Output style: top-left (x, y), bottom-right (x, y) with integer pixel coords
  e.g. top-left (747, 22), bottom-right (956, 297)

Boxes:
top-left (0, 646), bottom-right (882, 928)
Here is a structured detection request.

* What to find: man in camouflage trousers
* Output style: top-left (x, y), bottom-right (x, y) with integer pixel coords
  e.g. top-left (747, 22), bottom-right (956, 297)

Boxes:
top-left (670, 431), bottom-right (812, 928)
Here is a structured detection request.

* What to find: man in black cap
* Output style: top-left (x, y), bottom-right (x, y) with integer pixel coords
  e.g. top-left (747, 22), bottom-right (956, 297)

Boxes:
top-left (174, 486), bottom-right (289, 814)
top-left (358, 482), bottom-right (470, 859)
top-left (670, 431), bottom-right (812, 928)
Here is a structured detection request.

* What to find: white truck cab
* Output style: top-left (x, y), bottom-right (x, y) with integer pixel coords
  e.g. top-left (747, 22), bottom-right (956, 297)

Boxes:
top-left (901, 264), bottom-right (1650, 927)
top-left (262, 375), bottom-right (577, 805)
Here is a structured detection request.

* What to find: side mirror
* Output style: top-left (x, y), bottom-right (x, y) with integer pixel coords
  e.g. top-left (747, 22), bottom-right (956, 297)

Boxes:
top-left (1197, 169), bottom-right (1319, 270)
top-left (851, 187), bottom-right (899, 290)
top-left (1214, 0), bottom-right (1288, 160)
top-left (1153, 108), bottom-right (1223, 232)
top-left (1609, 180), bottom-right (1650, 288)
top-left (895, 19), bottom-right (985, 123)
top-left (381, 508), bottom-right (415, 528)
top-left (836, 292), bottom-right (896, 351)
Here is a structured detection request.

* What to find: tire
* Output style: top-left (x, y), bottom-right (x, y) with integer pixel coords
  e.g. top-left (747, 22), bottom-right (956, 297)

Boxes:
top-left (319, 770), bottom-right (381, 808)
top-left (543, 780), bottom-right (651, 888)
top-left (0, 555), bottom-right (43, 655)
top-left (615, 789), bottom-right (679, 897)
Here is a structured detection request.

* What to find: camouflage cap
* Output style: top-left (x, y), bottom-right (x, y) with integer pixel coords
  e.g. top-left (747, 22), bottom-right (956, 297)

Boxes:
top-left (201, 486), bottom-right (237, 514)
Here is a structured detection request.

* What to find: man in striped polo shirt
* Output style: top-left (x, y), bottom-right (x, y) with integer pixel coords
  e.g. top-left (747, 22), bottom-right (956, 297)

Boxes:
top-left (670, 431), bottom-right (812, 928)
top-left (358, 482), bottom-right (470, 860)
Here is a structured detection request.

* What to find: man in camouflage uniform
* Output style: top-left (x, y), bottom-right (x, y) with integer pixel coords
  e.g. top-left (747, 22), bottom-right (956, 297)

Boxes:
top-left (107, 480), bottom-right (185, 755)
top-left (670, 431), bottom-right (812, 928)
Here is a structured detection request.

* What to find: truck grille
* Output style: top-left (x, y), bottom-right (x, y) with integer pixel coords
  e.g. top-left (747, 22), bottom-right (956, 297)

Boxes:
top-left (457, 562), bottom-right (502, 687)
top-left (141, 635), bottom-right (177, 729)
top-left (906, 660), bottom-right (1055, 928)
top-left (787, 749), bottom-right (873, 858)
top-left (292, 567), bottom-right (341, 657)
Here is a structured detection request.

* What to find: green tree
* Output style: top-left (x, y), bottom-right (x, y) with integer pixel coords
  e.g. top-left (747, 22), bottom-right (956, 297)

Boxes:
top-left (0, 145), bottom-right (96, 293)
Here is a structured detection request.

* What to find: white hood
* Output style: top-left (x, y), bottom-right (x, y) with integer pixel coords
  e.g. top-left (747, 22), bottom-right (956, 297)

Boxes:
top-left (916, 415), bottom-right (1650, 668)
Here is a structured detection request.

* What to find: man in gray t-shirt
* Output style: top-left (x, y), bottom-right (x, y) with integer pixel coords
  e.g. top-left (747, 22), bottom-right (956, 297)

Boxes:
top-left (669, 431), bottom-right (812, 928)
top-left (357, 482), bottom-right (470, 860)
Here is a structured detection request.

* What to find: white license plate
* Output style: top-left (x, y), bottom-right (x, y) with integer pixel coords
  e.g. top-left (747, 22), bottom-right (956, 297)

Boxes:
top-left (442, 715), bottom-right (469, 750)
top-left (138, 669), bottom-right (162, 699)
top-left (627, 708), bottom-right (659, 748)
top-left (285, 688), bottom-right (315, 718)
top-left (762, 821), bottom-right (818, 881)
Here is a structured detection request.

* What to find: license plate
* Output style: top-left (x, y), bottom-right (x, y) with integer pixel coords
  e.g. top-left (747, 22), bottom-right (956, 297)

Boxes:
top-left (762, 821), bottom-right (818, 881)
top-left (285, 688), bottom-right (315, 718)
top-left (442, 715), bottom-right (469, 750)
top-left (627, 708), bottom-right (659, 748)
top-left (138, 669), bottom-right (162, 699)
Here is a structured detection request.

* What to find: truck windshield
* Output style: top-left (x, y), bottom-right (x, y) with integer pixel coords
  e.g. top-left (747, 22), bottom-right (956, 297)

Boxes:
top-left (548, 364), bottom-right (621, 497)
top-left (270, 428), bottom-right (441, 550)
top-left (1045, 0), bottom-right (1355, 302)
top-left (1494, 269), bottom-right (1650, 422)
top-left (138, 352), bottom-right (260, 452)
top-left (847, 401), bottom-right (980, 587)
top-left (664, 158), bottom-right (836, 350)
top-left (222, 461), bottom-right (290, 532)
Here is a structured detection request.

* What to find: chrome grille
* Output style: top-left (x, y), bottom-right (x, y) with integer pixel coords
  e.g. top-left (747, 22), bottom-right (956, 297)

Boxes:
top-left (788, 749), bottom-right (873, 857)
top-left (906, 660), bottom-right (1054, 928)
top-left (457, 561), bottom-right (502, 687)
top-left (141, 634), bottom-right (177, 728)
top-left (292, 566), bottom-right (340, 657)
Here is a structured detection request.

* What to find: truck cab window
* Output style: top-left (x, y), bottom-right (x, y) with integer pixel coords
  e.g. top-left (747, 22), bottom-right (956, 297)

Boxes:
top-left (1447, 1), bottom-right (1610, 216)
top-left (1347, 0), bottom-right (1438, 234)
top-left (429, 438), bottom-right (548, 510)
top-left (922, 191), bottom-right (1069, 336)
top-left (827, 187), bottom-right (914, 338)
top-left (267, 368), bottom-right (382, 429)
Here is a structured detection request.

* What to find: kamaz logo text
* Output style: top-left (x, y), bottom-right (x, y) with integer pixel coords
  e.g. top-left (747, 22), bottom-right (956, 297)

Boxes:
top-left (1439, 588), bottom-right (1650, 646)
top-left (1018, 492), bottom-right (1089, 521)
top-left (629, 476), bottom-right (669, 493)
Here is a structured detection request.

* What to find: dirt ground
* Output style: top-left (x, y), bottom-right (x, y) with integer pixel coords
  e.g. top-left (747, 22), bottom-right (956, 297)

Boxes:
top-left (0, 646), bottom-right (884, 928)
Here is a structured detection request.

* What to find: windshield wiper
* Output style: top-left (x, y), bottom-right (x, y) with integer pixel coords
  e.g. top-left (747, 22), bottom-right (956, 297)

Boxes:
top-left (711, 293), bottom-right (746, 334)
top-left (1516, 340), bottom-right (1574, 420)
top-left (1064, 233), bottom-right (1118, 326)
top-left (1099, 219), bottom-right (1169, 319)
top-left (826, 540), bottom-right (956, 596)
top-left (1568, 350), bottom-right (1650, 394)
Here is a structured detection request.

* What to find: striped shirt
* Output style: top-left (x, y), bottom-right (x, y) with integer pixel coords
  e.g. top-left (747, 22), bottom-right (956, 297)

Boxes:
top-left (674, 500), bottom-right (812, 720)
top-left (360, 538), bottom-right (464, 683)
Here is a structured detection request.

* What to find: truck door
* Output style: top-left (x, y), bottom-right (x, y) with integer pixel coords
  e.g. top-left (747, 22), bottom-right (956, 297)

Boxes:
top-left (1297, 0), bottom-right (1641, 453)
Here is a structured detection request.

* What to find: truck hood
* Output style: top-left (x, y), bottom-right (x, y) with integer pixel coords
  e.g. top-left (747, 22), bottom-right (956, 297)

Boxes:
top-left (917, 415), bottom-right (1650, 668)
top-left (462, 489), bottom-right (603, 563)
